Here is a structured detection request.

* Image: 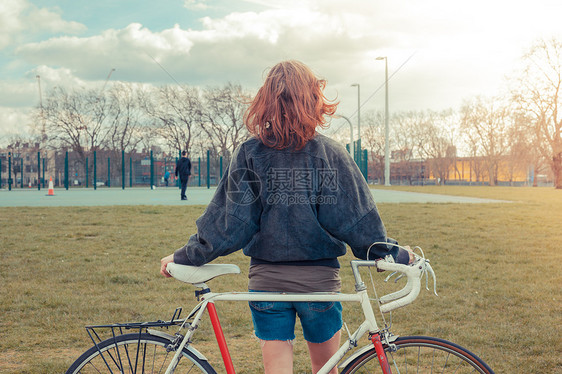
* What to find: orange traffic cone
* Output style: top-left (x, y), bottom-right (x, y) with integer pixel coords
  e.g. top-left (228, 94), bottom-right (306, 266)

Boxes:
top-left (47, 177), bottom-right (55, 196)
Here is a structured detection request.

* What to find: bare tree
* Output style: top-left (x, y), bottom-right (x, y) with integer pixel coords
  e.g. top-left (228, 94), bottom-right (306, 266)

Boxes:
top-left (200, 82), bottom-right (251, 160)
top-left (460, 96), bottom-right (511, 186)
top-left (504, 112), bottom-right (540, 186)
top-left (391, 111), bottom-right (425, 185)
top-left (418, 110), bottom-right (459, 185)
top-left (141, 85), bottom-right (202, 155)
top-left (362, 111), bottom-right (385, 183)
top-left (512, 38), bottom-right (562, 188)
top-left (393, 111), bottom-right (425, 159)
top-left (388, 110), bottom-right (458, 185)
top-left (101, 83), bottom-right (149, 181)
top-left (105, 83), bottom-right (145, 153)
top-left (37, 86), bottom-right (111, 167)
top-left (462, 119), bottom-right (485, 184)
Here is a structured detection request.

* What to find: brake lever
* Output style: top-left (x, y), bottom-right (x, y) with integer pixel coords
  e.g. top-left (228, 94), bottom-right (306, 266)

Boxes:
top-left (384, 271), bottom-right (405, 283)
top-left (379, 247), bottom-right (438, 297)
top-left (424, 261), bottom-right (438, 296)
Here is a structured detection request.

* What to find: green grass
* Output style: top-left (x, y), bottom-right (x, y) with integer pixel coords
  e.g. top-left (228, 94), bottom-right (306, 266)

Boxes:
top-left (1, 187), bottom-right (561, 373)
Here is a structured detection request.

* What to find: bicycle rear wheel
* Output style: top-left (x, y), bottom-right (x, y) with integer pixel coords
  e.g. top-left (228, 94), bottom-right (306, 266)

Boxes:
top-left (341, 335), bottom-right (494, 374)
top-left (66, 332), bottom-right (216, 374)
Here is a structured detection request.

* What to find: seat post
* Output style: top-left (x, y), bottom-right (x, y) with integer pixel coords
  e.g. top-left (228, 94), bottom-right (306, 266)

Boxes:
top-left (194, 283), bottom-right (211, 301)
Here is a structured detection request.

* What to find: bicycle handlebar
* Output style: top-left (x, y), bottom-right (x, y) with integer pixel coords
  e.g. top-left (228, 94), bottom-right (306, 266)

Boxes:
top-left (351, 252), bottom-right (437, 313)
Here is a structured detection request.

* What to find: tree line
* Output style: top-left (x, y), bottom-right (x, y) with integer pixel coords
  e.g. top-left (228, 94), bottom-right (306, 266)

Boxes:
top-left (359, 38), bottom-right (562, 188)
top-left (31, 81), bottom-right (251, 172)
top-left (21, 38), bottom-right (562, 188)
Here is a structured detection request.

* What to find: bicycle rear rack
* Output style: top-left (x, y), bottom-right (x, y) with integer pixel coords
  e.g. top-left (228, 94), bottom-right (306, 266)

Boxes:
top-left (85, 307), bottom-right (186, 348)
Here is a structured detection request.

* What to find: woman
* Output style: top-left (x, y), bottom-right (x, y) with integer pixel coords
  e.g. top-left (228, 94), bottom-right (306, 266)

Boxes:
top-left (160, 60), bottom-right (412, 374)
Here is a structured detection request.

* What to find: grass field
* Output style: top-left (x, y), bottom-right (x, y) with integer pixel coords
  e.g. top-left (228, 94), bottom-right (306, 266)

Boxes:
top-left (0, 186), bottom-right (561, 373)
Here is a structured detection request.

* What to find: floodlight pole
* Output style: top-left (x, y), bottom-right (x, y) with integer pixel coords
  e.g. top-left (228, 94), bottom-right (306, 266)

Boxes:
top-left (351, 84), bottom-right (361, 166)
top-left (377, 56), bottom-right (390, 186)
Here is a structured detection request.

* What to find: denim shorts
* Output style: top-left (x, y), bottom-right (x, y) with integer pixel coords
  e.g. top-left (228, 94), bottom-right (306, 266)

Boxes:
top-left (248, 291), bottom-right (343, 344)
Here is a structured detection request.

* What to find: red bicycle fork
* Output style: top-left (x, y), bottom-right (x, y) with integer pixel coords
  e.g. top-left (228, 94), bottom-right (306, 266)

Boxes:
top-left (371, 333), bottom-right (393, 374)
top-left (207, 302), bottom-right (236, 374)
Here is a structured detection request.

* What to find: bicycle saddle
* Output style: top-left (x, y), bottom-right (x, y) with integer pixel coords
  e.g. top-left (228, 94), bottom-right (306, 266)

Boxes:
top-left (167, 263), bottom-right (241, 285)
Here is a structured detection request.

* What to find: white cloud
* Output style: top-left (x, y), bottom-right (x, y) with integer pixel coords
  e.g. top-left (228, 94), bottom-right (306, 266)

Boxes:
top-left (183, 0), bottom-right (210, 11)
top-left (0, 107), bottom-right (33, 145)
top-left (25, 6), bottom-right (86, 34)
top-left (16, 23), bottom-right (197, 82)
top-left (33, 65), bottom-right (91, 91)
top-left (0, 0), bottom-right (24, 49)
top-left (1, 66), bottom-right (90, 108)
top-left (0, 0), bottom-right (85, 50)
top-left (7, 0), bottom-right (562, 139)
top-left (0, 79), bottom-right (38, 108)
top-left (14, 5), bottom-right (384, 88)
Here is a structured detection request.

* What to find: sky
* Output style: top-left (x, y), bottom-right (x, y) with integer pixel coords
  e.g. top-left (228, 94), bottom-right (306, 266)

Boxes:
top-left (1, 0), bottom-right (561, 144)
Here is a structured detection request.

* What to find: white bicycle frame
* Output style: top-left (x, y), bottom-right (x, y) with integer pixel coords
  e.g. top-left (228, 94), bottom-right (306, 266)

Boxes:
top-left (164, 256), bottom-right (435, 374)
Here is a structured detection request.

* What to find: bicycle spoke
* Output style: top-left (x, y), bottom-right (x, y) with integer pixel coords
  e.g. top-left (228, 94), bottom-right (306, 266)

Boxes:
top-left (441, 351), bottom-right (450, 374)
top-left (142, 342), bottom-right (150, 373)
top-left (129, 341), bottom-right (138, 373)
top-left (388, 350), bottom-right (402, 374)
top-left (156, 350), bottom-right (170, 374)
top-left (112, 340), bottom-right (125, 373)
top-left (86, 361), bottom-right (103, 374)
top-left (99, 345), bottom-right (120, 372)
top-left (110, 346), bottom-right (124, 373)
top-left (431, 347), bottom-right (435, 374)
top-left (452, 359), bottom-right (463, 374)
top-left (135, 342), bottom-right (146, 374)
top-left (151, 344), bottom-right (157, 373)
top-left (124, 342), bottom-right (136, 373)
top-left (417, 345), bottom-right (421, 373)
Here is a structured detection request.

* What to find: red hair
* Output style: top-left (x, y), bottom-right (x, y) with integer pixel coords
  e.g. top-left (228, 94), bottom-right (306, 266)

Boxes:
top-left (244, 60), bottom-right (338, 150)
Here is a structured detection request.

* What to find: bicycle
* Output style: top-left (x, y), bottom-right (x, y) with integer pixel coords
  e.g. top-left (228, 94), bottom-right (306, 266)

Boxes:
top-left (66, 245), bottom-right (495, 373)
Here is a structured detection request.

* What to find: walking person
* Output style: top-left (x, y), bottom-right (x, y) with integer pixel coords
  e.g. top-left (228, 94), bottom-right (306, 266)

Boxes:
top-left (175, 151), bottom-right (191, 200)
top-left (161, 60), bottom-right (413, 374)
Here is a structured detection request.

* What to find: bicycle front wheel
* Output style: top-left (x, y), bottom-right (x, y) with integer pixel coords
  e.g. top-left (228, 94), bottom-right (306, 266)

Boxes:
top-left (341, 335), bottom-right (494, 374)
top-left (66, 333), bottom-right (216, 374)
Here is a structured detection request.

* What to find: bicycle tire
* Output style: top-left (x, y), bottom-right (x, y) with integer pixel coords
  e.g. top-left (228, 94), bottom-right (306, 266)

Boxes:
top-left (66, 332), bottom-right (217, 374)
top-left (341, 335), bottom-right (494, 374)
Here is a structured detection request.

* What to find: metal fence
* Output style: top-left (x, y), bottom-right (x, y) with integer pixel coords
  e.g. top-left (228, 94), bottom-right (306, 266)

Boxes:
top-left (0, 149), bottom-right (228, 191)
top-left (1, 148), bottom-right (549, 190)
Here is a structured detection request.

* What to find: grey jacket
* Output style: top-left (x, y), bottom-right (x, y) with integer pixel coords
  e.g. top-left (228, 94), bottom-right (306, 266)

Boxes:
top-left (174, 134), bottom-right (408, 267)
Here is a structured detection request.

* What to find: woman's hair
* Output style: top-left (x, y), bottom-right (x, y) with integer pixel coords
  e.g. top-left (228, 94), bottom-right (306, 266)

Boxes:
top-left (244, 60), bottom-right (338, 150)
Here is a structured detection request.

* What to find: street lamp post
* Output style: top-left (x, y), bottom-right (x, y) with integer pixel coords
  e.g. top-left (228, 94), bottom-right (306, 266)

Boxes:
top-left (36, 75), bottom-right (47, 142)
top-left (376, 56), bottom-right (390, 186)
top-left (335, 115), bottom-right (354, 158)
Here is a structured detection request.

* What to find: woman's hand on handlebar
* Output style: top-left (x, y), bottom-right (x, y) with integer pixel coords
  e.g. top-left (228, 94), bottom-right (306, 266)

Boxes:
top-left (160, 254), bottom-right (174, 278)
top-left (404, 246), bottom-right (416, 265)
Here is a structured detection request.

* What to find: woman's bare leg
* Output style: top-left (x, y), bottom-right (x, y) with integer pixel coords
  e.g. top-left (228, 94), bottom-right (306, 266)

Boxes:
top-left (261, 339), bottom-right (293, 374)
top-left (307, 330), bottom-right (341, 374)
